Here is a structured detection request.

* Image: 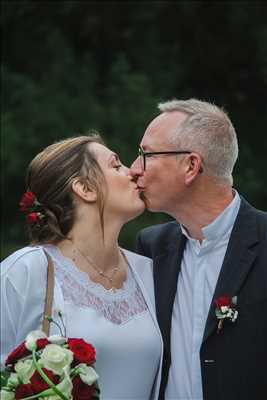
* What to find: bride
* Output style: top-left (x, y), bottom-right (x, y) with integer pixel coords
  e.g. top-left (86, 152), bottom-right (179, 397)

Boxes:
top-left (1, 134), bottom-right (163, 399)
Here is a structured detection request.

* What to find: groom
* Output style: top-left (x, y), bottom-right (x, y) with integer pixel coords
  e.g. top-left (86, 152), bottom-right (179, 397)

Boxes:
top-left (130, 99), bottom-right (267, 400)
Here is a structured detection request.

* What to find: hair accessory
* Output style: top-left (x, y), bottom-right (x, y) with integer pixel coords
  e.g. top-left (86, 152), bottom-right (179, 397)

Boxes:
top-left (19, 190), bottom-right (45, 224)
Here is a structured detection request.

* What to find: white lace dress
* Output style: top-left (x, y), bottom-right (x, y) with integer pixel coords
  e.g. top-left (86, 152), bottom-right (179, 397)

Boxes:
top-left (1, 245), bottom-right (162, 400)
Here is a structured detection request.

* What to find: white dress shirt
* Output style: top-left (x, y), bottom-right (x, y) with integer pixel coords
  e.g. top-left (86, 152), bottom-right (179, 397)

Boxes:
top-left (165, 191), bottom-right (241, 400)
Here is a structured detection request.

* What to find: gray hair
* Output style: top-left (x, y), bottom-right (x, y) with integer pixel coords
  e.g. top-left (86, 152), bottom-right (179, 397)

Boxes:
top-left (158, 99), bottom-right (239, 184)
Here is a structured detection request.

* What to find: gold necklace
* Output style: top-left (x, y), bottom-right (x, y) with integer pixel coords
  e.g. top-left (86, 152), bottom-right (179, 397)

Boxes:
top-left (72, 243), bottom-right (121, 291)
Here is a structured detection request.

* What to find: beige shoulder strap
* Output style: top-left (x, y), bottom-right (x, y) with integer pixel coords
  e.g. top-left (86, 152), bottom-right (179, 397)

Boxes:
top-left (42, 251), bottom-right (54, 336)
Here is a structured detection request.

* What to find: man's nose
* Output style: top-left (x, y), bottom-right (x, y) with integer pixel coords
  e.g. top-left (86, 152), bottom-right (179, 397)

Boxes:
top-left (129, 157), bottom-right (143, 178)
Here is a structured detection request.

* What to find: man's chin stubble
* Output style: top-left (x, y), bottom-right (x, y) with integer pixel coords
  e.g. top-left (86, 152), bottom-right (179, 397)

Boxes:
top-left (139, 191), bottom-right (150, 210)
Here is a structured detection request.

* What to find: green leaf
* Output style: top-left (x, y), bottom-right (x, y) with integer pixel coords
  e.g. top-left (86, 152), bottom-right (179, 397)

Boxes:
top-left (0, 371), bottom-right (11, 388)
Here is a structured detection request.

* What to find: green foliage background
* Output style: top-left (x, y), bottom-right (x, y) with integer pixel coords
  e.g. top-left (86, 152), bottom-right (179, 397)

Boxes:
top-left (1, 1), bottom-right (267, 259)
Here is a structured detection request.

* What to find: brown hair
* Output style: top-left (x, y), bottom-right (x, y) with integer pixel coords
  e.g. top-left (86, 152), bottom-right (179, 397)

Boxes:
top-left (26, 133), bottom-right (105, 244)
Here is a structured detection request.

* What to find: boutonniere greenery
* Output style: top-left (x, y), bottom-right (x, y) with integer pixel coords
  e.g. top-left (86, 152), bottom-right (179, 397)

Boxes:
top-left (215, 295), bottom-right (238, 333)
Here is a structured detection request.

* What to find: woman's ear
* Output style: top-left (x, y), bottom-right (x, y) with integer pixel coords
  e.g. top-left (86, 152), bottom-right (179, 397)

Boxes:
top-left (71, 178), bottom-right (97, 202)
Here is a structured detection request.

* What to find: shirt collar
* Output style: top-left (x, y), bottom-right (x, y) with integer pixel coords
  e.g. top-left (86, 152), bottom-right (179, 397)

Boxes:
top-left (181, 190), bottom-right (241, 242)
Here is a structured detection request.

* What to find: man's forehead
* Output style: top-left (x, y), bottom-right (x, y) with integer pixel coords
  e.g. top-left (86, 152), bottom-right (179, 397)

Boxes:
top-left (141, 111), bottom-right (187, 149)
top-left (141, 134), bottom-right (169, 150)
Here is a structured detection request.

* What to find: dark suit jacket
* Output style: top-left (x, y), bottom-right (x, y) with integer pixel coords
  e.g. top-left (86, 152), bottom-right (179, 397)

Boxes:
top-left (136, 198), bottom-right (267, 400)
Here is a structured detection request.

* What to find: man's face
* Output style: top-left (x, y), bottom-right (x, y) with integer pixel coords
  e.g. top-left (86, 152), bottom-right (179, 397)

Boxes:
top-left (130, 111), bottom-right (189, 214)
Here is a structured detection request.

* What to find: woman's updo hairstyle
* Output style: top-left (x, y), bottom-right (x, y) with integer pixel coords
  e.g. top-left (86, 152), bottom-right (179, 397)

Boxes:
top-left (26, 134), bottom-right (105, 244)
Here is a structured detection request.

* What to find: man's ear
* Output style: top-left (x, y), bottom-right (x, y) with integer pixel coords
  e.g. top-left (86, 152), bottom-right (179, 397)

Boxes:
top-left (184, 153), bottom-right (202, 185)
top-left (71, 178), bottom-right (97, 202)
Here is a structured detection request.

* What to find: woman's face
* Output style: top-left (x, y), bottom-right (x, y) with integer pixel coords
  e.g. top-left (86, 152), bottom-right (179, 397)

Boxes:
top-left (91, 143), bottom-right (145, 222)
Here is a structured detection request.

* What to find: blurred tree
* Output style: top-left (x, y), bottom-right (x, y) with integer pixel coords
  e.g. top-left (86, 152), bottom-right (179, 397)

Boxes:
top-left (1, 0), bottom-right (266, 259)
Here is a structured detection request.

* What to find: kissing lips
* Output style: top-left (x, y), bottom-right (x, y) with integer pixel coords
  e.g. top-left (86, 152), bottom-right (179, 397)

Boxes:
top-left (137, 185), bottom-right (145, 191)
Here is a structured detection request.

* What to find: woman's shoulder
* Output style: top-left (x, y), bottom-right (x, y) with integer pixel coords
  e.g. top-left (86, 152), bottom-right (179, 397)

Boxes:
top-left (1, 245), bottom-right (48, 277)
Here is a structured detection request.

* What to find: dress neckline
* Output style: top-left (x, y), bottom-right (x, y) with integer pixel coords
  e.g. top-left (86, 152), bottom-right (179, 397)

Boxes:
top-left (42, 244), bottom-right (133, 298)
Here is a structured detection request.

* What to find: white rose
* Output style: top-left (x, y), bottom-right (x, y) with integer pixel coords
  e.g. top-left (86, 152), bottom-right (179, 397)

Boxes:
top-left (40, 366), bottom-right (73, 399)
top-left (25, 330), bottom-right (47, 351)
top-left (76, 363), bottom-right (99, 385)
top-left (48, 335), bottom-right (66, 345)
top-left (14, 359), bottom-right (35, 384)
top-left (7, 372), bottom-right (19, 388)
top-left (221, 306), bottom-right (229, 313)
top-left (0, 389), bottom-right (15, 400)
top-left (40, 344), bottom-right (73, 375)
top-left (56, 366), bottom-right (73, 396)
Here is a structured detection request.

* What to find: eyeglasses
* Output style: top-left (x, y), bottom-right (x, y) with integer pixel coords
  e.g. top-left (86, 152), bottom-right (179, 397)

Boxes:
top-left (138, 147), bottom-right (192, 171)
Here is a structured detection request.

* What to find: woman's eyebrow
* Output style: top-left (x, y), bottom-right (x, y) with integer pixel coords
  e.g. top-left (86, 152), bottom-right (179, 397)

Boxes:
top-left (108, 153), bottom-right (120, 164)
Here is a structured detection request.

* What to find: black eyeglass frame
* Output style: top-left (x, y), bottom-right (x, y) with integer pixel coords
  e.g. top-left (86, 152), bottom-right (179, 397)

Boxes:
top-left (138, 147), bottom-right (192, 171)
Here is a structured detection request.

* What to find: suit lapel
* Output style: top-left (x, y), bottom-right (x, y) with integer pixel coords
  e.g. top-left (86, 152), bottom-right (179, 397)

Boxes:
top-left (202, 199), bottom-right (259, 342)
top-left (154, 232), bottom-right (187, 355)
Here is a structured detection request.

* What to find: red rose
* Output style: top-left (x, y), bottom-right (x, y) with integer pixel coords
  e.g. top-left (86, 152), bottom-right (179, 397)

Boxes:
top-left (36, 338), bottom-right (49, 350)
top-left (27, 212), bottom-right (39, 224)
top-left (72, 375), bottom-right (96, 400)
top-left (68, 338), bottom-right (96, 365)
top-left (15, 383), bottom-right (35, 399)
top-left (215, 295), bottom-right (231, 308)
top-left (19, 191), bottom-right (35, 212)
top-left (5, 342), bottom-right (30, 367)
top-left (30, 368), bottom-right (60, 393)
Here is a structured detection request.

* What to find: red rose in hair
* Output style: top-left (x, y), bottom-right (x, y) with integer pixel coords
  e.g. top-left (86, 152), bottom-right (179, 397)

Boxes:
top-left (19, 191), bottom-right (35, 212)
top-left (215, 295), bottom-right (231, 308)
top-left (72, 375), bottom-right (96, 400)
top-left (5, 342), bottom-right (30, 366)
top-left (68, 338), bottom-right (96, 365)
top-left (15, 383), bottom-right (35, 399)
top-left (27, 212), bottom-right (39, 224)
top-left (30, 368), bottom-right (60, 393)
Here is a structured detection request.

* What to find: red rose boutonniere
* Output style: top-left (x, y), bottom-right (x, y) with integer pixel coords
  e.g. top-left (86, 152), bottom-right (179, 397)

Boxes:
top-left (215, 295), bottom-right (238, 333)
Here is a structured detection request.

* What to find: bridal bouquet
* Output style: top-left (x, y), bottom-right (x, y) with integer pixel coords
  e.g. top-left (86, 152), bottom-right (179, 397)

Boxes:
top-left (0, 331), bottom-right (100, 400)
